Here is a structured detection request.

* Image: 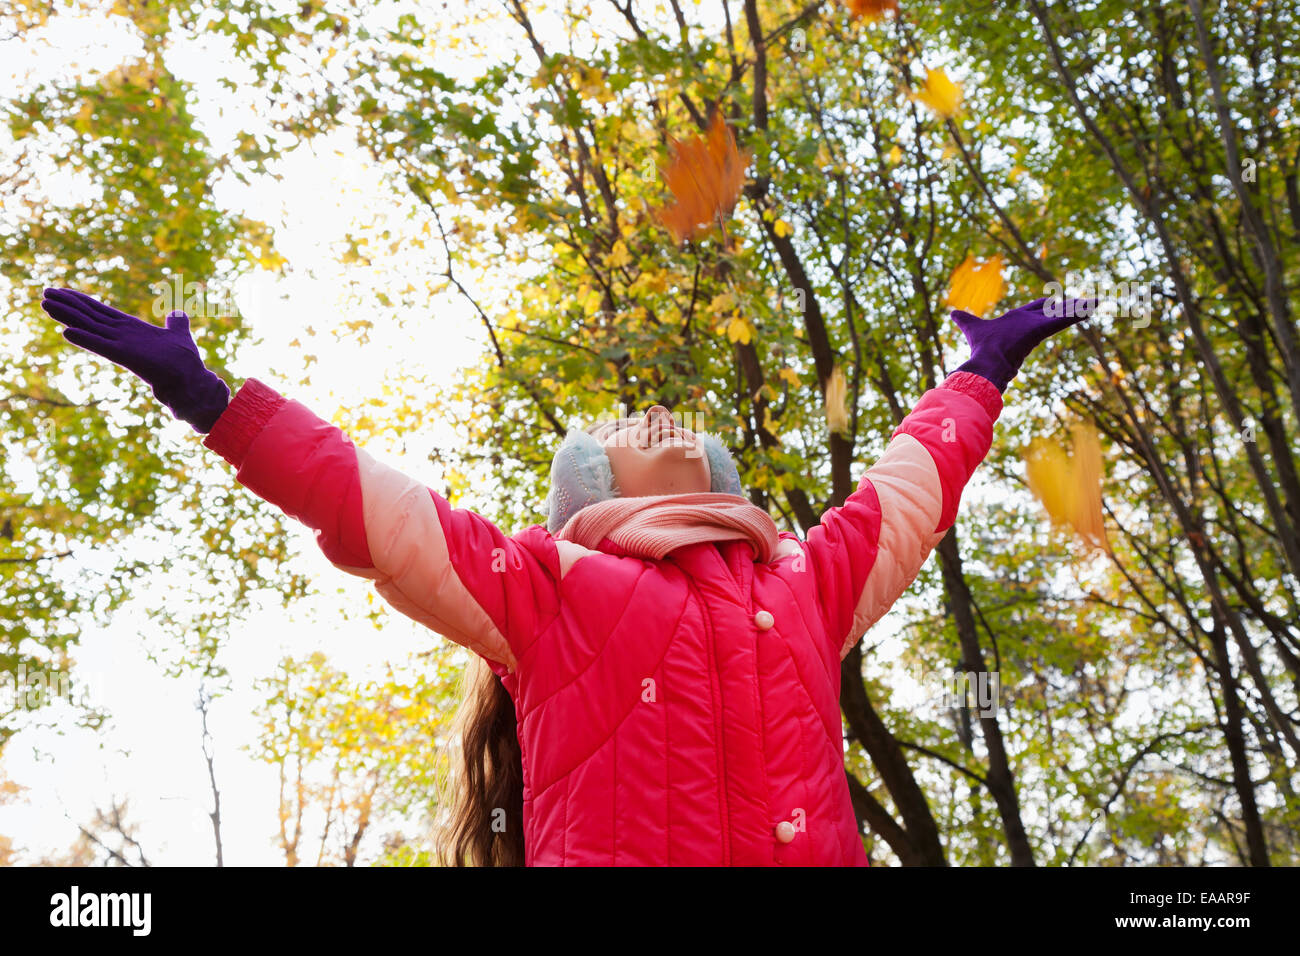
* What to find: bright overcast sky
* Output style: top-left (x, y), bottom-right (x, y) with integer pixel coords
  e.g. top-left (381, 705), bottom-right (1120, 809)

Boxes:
top-left (0, 0), bottom-right (497, 865)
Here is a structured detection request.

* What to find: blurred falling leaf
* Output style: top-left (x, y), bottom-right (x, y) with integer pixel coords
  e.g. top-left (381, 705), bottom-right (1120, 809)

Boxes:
top-left (656, 111), bottom-right (752, 244)
top-left (825, 365), bottom-right (850, 435)
top-left (726, 314), bottom-right (753, 344)
top-left (845, 0), bottom-right (899, 20)
top-left (715, 312), bottom-right (754, 344)
top-left (946, 254), bottom-right (1005, 318)
top-left (912, 67), bottom-right (963, 119)
top-left (1024, 424), bottom-right (1110, 553)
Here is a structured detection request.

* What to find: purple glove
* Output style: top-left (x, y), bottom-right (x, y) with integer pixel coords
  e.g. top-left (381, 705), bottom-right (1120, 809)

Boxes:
top-left (40, 287), bottom-right (231, 433)
top-left (952, 295), bottom-right (1093, 392)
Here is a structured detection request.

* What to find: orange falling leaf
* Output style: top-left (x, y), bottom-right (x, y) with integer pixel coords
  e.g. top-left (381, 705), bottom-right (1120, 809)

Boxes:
top-left (912, 67), bottom-right (963, 119)
top-left (656, 111), bottom-right (752, 245)
top-left (1024, 424), bottom-right (1110, 553)
top-left (845, 0), bottom-right (898, 20)
top-left (946, 254), bottom-right (1005, 318)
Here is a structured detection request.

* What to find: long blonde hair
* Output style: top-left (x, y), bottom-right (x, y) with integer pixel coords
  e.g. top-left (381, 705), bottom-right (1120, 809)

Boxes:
top-left (435, 654), bottom-right (524, 866)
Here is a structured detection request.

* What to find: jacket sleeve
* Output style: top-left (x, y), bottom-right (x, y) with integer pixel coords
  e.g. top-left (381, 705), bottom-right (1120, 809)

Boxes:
top-left (201, 377), bottom-right (561, 676)
top-left (802, 371), bottom-right (1003, 660)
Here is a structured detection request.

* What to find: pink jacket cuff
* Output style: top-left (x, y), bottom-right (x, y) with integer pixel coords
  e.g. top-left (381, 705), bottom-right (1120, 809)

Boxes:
top-left (202, 377), bottom-right (287, 467)
top-left (939, 370), bottom-right (1003, 422)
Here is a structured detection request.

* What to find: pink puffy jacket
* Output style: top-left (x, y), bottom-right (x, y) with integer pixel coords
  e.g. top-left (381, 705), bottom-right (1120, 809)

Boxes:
top-left (203, 370), bottom-right (1002, 866)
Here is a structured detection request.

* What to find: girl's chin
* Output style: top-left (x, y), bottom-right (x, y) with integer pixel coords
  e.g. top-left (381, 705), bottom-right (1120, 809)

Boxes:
top-left (622, 466), bottom-right (711, 496)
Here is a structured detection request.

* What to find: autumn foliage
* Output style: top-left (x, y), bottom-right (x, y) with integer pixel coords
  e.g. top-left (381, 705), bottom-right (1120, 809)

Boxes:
top-left (655, 111), bottom-right (752, 245)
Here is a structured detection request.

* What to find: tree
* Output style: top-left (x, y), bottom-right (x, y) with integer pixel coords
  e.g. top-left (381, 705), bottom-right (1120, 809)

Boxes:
top-left (0, 0), bottom-right (304, 747)
top-left (251, 648), bottom-right (460, 866)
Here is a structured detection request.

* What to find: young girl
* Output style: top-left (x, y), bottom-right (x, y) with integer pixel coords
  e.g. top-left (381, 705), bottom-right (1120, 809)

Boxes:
top-left (40, 286), bottom-right (1085, 866)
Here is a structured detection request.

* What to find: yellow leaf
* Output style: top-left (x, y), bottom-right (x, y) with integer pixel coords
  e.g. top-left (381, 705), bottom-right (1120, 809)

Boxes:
top-left (708, 291), bottom-right (736, 313)
top-left (726, 315), bottom-right (753, 344)
top-left (825, 365), bottom-right (849, 435)
top-left (605, 240), bottom-right (631, 269)
top-left (912, 68), bottom-right (963, 119)
top-left (774, 218), bottom-right (793, 238)
top-left (888, 144), bottom-right (903, 164)
top-left (777, 367), bottom-right (801, 388)
top-left (1024, 424), bottom-right (1109, 553)
top-left (946, 254), bottom-right (1005, 318)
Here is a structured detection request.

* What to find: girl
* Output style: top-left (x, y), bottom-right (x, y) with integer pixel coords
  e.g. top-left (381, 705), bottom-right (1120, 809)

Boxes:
top-left (40, 286), bottom-right (1085, 866)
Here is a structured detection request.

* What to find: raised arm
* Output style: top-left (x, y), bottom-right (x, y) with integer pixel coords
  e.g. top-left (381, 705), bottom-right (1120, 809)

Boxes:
top-left (802, 296), bottom-right (1090, 660)
top-left (41, 288), bottom-right (558, 676)
top-left (201, 377), bottom-right (561, 674)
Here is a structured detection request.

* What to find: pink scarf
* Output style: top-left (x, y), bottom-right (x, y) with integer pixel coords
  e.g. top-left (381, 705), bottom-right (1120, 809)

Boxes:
top-left (556, 493), bottom-right (780, 562)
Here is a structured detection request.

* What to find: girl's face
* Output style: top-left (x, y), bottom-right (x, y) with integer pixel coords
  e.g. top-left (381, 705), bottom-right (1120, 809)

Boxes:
top-left (595, 405), bottom-right (712, 497)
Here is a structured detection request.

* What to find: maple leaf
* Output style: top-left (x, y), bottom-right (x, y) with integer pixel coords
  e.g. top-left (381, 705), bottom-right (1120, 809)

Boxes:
top-left (1024, 424), bottom-right (1110, 554)
top-left (946, 254), bottom-right (1005, 318)
top-left (656, 111), bottom-right (752, 244)
top-left (726, 315), bottom-right (753, 344)
top-left (844, 0), bottom-right (899, 20)
top-left (912, 67), bottom-right (963, 119)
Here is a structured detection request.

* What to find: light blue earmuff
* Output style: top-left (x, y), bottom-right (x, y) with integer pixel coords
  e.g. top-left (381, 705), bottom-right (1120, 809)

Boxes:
top-left (698, 432), bottom-right (743, 497)
top-left (543, 428), bottom-right (618, 534)
top-left (543, 426), bottom-right (743, 533)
